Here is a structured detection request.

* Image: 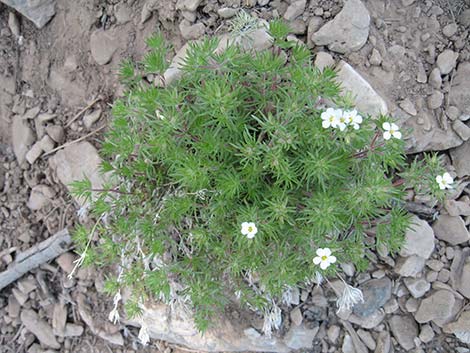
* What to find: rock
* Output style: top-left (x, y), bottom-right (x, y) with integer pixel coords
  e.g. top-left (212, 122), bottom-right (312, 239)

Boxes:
top-left (335, 61), bottom-right (388, 116)
top-left (399, 98), bottom-right (417, 116)
top-left (25, 141), bottom-right (43, 164)
top-left (64, 323), bottom-right (84, 337)
top-left (419, 324), bottom-right (435, 343)
top-left (394, 255), bottom-right (426, 277)
top-left (417, 62), bottom-right (427, 83)
top-left (429, 67), bottom-right (442, 89)
top-left (314, 52), bottom-right (334, 71)
top-left (52, 302), bottom-right (67, 336)
top-left (217, 7), bottom-right (237, 18)
top-left (433, 215), bottom-right (470, 245)
top-left (375, 331), bottom-right (391, 353)
top-left (444, 310), bottom-right (470, 343)
top-left (353, 277), bottom-right (391, 317)
top-left (400, 216), bottom-right (435, 259)
top-left (48, 141), bottom-right (105, 206)
top-left (283, 324), bottom-right (318, 349)
top-left (453, 120), bottom-right (470, 141)
top-left (459, 9), bottom-right (470, 27)
top-left (283, 0), bottom-right (306, 21)
top-left (39, 135), bottom-right (54, 152)
top-left (8, 11), bottom-right (20, 38)
top-left (307, 17), bottom-right (323, 47)
top-left (290, 307), bottom-right (303, 326)
top-left (450, 62), bottom-right (470, 115)
top-left (12, 117), bottom-right (34, 164)
top-left (415, 290), bottom-right (455, 323)
top-left (327, 325), bottom-right (340, 343)
top-left (1, 0), bottom-right (56, 29)
top-left (442, 23), bottom-right (458, 37)
top-left (404, 277), bottom-right (431, 298)
top-left (90, 30), bottom-right (118, 65)
top-left (114, 3), bottom-right (132, 24)
top-left (311, 0), bottom-right (370, 54)
top-left (21, 309), bottom-right (60, 349)
top-left (348, 309), bottom-right (385, 329)
top-left (180, 20), bottom-right (206, 40)
top-left (369, 48), bottom-right (382, 66)
top-left (56, 252), bottom-right (77, 274)
top-left (427, 90), bottom-right (444, 109)
top-left (27, 184), bottom-right (55, 210)
top-left (436, 50), bottom-right (459, 75)
top-left (176, 0), bottom-right (202, 12)
top-left (46, 125), bottom-right (65, 143)
top-left (389, 315), bottom-right (418, 351)
top-left (357, 329), bottom-right (376, 350)
top-left (342, 335), bottom-right (355, 353)
top-left (456, 262), bottom-right (470, 299)
top-left (451, 140), bottom-right (470, 177)
top-left (83, 108), bottom-right (102, 129)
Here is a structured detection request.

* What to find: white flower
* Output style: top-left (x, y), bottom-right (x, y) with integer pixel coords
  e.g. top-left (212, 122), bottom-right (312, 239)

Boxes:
top-left (382, 122), bottom-right (402, 140)
top-left (336, 113), bottom-right (348, 131)
top-left (241, 222), bottom-right (258, 239)
top-left (336, 284), bottom-right (364, 312)
top-left (344, 110), bottom-right (363, 130)
top-left (436, 172), bottom-right (454, 190)
top-left (321, 108), bottom-right (341, 129)
top-left (313, 248), bottom-right (337, 270)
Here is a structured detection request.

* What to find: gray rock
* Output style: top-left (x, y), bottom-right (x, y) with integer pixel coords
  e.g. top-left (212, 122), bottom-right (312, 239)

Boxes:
top-left (48, 141), bottom-right (105, 206)
top-left (450, 62), bottom-right (470, 115)
top-left (336, 60), bottom-right (388, 116)
top-left (436, 50), bottom-right (459, 75)
top-left (456, 262), bottom-right (470, 299)
top-left (357, 329), bottom-right (376, 350)
top-left (451, 140), bottom-right (470, 177)
top-left (444, 310), bottom-right (470, 343)
top-left (283, 324), bottom-right (318, 349)
top-left (180, 20), bottom-right (206, 40)
top-left (176, 0), bottom-right (202, 12)
top-left (1, 0), bottom-right (56, 29)
top-left (307, 16), bottom-right (323, 47)
top-left (327, 325), bottom-right (340, 343)
top-left (459, 9), bottom-right (470, 27)
top-left (83, 108), bottom-right (102, 129)
top-left (442, 23), bottom-right (458, 37)
top-left (12, 117), bottom-right (34, 165)
top-left (25, 141), bottom-right (43, 164)
top-left (290, 307), bottom-right (303, 326)
top-left (433, 215), bottom-right (470, 245)
top-left (389, 315), bottom-right (418, 351)
top-left (419, 324), bottom-right (435, 343)
top-left (21, 309), bottom-right (60, 349)
top-left (415, 290), bottom-right (455, 323)
top-left (400, 215), bottom-right (435, 259)
top-left (348, 309), bottom-right (385, 329)
top-left (395, 255), bottom-right (426, 277)
top-left (429, 67), bottom-right (442, 89)
top-left (46, 125), bottom-right (65, 143)
top-left (63, 323), bottom-right (84, 337)
top-left (114, 3), bottom-right (132, 24)
top-left (8, 11), bottom-right (20, 38)
top-left (90, 30), bottom-right (118, 65)
top-left (369, 48), bottom-right (382, 66)
top-left (404, 277), bottom-right (431, 298)
top-left (217, 7), bottom-right (237, 18)
top-left (353, 277), bottom-right (391, 317)
top-left (375, 331), bottom-right (391, 353)
top-left (453, 120), bottom-right (470, 141)
top-left (312, 0), bottom-right (370, 54)
top-left (342, 335), bottom-right (355, 353)
top-left (427, 90), bottom-right (444, 109)
top-left (283, 0), bottom-right (306, 21)
top-left (399, 98), bottom-right (417, 116)
top-left (314, 52), bottom-right (334, 71)
top-left (27, 184), bottom-right (55, 211)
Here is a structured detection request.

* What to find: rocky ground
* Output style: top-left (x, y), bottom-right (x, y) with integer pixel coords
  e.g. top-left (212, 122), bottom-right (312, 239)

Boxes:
top-left (1, 0), bottom-right (470, 352)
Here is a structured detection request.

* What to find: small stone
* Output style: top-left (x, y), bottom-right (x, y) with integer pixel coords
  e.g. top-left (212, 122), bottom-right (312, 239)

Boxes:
top-left (114, 3), bottom-right (132, 25)
top-left (314, 52), bottom-right (334, 71)
top-left (402, 0), bottom-right (416, 5)
top-left (179, 20), bottom-right (206, 40)
top-left (406, 297), bottom-right (420, 312)
top-left (357, 329), bottom-right (376, 350)
top-left (445, 199), bottom-right (470, 216)
top-left (46, 125), bottom-right (65, 143)
top-left (427, 91), bottom-right (444, 110)
top-left (451, 140), bottom-right (470, 177)
top-left (307, 16), bottom-right (323, 47)
top-left (327, 325), bottom-right (340, 343)
top-left (56, 252), bottom-right (77, 274)
top-left (21, 309), bottom-right (60, 349)
top-left (453, 120), bottom-right (470, 141)
top-left (438, 269), bottom-right (451, 283)
top-left (39, 135), bottom-right (55, 152)
top-left (83, 108), bottom-right (102, 129)
top-left (443, 310), bottom-right (470, 343)
top-left (27, 184), bottom-right (55, 211)
top-left (447, 106), bottom-right (461, 121)
top-left (217, 7), bottom-right (237, 19)
top-left (348, 309), bottom-right (385, 329)
top-left (399, 98), bottom-right (417, 116)
top-left (25, 142), bottom-right (43, 164)
top-left (90, 30), bottom-right (118, 65)
top-left (289, 19), bottom-right (307, 34)
top-left (400, 215), bottom-right (435, 259)
top-left (176, 0), bottom-right (202, 12)
top-left (52, 302), bottom-right (67, 336)
top-left (389, 315), bottom-right (419, 351)
top-left (459, 9), bottom-right (470, 27)
top-left (395, 255), bottom-right (426, 277)
top-left (12, 288), bottom-right (28, 306)
top-left (426, 270), bottom-right (438, 282)
top-left (7, 296), bottom-right (20, 318)
top-left (283, 324), bottom-right (318, 349)
top-left (283, 0), bottom-right (306, 21)
top-left (342, 335), bottom-right (355, 353)
top-left (312, 0), bottom-right (370, 54)
top-left (353, 277), bottom-right (391, 317)
top-left (64, 323), bottom-right (84, 337)
top-left (384, 298), bottom-right (399, 314)
top-left (419, 324), bottom-right (435, 343)
top-left (404, 277), bottom-right (431, 298)
top-left (369, 48), bottom-right (382, 66)
top-left (433, 215), bottom-right (470, 245)
top-left (12, 117), bottom-right (35, 165)
top-left (429, 68), bottom-right (442, 89)
top-left (415, 290), bottom-right (455, 323)
top-left (442, 23), bottom-right (458, 37)
top-left (436, 50), bottom-right (459, 75)
top-left (417, 61), bottom-right (427, 83)
top-left (290, 307), bottom-right (303, 326)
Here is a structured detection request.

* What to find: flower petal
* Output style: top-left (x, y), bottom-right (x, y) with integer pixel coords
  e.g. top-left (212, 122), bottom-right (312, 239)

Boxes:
top-left (320, 261), bottom-right (329, 270)
top-left (323, 248), bottom-right (332, 256)
top-left (322, 120), bottom-right (330, 128)
top-left (328, 255), bottom-right (337, 264)
top-left (247, 233), bottom-right (255, 239)
top-left (436, 175), bottom-right (443, 183)
top-left (443, 172), bottom-right (453, 184)
top-left (438, 182), bottom-right (446, 190)
top-left (393, 131), bottom-right (402, 139)
top-left (316, 248), bottom-right (326, 257)
top-left (313, 256), bottom-right (322, 265)
top-left (382, 122), bottom-right (391, 130)
top-left (383, 131), bottom-right (391, 140)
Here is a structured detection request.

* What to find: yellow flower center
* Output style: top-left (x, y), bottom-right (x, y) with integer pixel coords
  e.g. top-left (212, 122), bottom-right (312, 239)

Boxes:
top-left (340, 117), bottom-right (345, 123)
top-left (321, 255), bottom-right (328, 261)
top-left (248, 226), bottom-right (253, 232)
top-left (329, 116), bottom-right (334, 122)
top-left (390, 129), bottom-right (395, 134)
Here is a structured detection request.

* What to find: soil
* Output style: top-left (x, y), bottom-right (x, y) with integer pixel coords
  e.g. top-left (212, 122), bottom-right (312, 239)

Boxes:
top-left (0, 0), bottom-right (469, 352)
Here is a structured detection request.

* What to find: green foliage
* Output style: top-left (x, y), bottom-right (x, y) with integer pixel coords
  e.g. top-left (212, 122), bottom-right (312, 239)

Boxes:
top-left (71, 26), bottom-right (447, 331)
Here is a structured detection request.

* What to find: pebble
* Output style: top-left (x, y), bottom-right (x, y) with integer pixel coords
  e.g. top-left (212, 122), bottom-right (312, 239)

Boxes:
top-left (290, 307), bottom-right (303, 326)
top-left (400, 215), bottom-right (435, 259)
top-left (353, 277), bottom-right (391, 317)
top-left (414, 290), bottom-right (455, 323)
top-left (21, 309), bottom-right (60, 349)
top-left (451, 140), bottom-right (470, 177)
top-left (427, 259), bottom-right (444, 272)
top-left (417, 61), bottom-right (427, 83)
top-left (64, 323), bottom-right (84, 337)
top-left (357, 329), bottom-right (376, 350)
top-left (438, 269), bottom-right (451, 283)
top-left (429, 67), bottom-right (442, 89)
top-left (46, 125), bottom-right (65, 143)
top-left (450, 62), bottom-right (470, 116)
top-left (384, 298), bottom-right (399, 314)
top-left (419, 324), bottom-right (435, 343)
top-left (369, 48), bottom-right (382, 66)
top-left (25, 141), bottom-right (43, 165)
top-left (389, 314), bottom-right (418, 351)
top-left (176, 0), bottom-right (202, 12)
top-left (433, 215), bottom-right (470, 245)
top-left (394, 255), bottom-right (426, 277)
top-left (399, 98), bottom-right (417, 116)
top-left (436, 50), bottom-right (459, 75)
top-left (342, 334), bottom-right (355, 353)
top-left (404, 277), bottom-right (431, 298)
top-left (179, 20), bottom-right (206, 40)
top-left (459, 9), bottom-right (470, 27)
top-left (442, 23), bottom-right (458, 37)
top-left (427, 90), bottom-right (444, 110)
top-left (90, 30), bottom-right (118, 65)
top-left (314, 52), bottom-right (334, 71)
top-left (217, 7), bottom-right (237, 18)
top-left (405, 297), bottom-right (419, 312)
top-left (453, 120), bottom-right (470, 141)
top-left (283, 324), bottom-right (319, 349)
top-left (447, 106), bottom-right (461, 121)
top-left (27, 184), bottom-right (55, 211)
top-left (327, 325), bottom-right (340, 344)
top-left (83, 108), bottom-right (102, 129)
top-left (445, 199), bottom-right (470, 217)
top-left (426, 271), bottom-right (438, 282)
top-left (283, 0), bottom-right (306, 21)
top-left (12, 118), bottom-right (35, 165)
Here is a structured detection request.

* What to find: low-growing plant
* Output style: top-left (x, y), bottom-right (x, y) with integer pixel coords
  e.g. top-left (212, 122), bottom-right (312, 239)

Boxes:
top-left (70, 18), bottom-right (452, 336)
